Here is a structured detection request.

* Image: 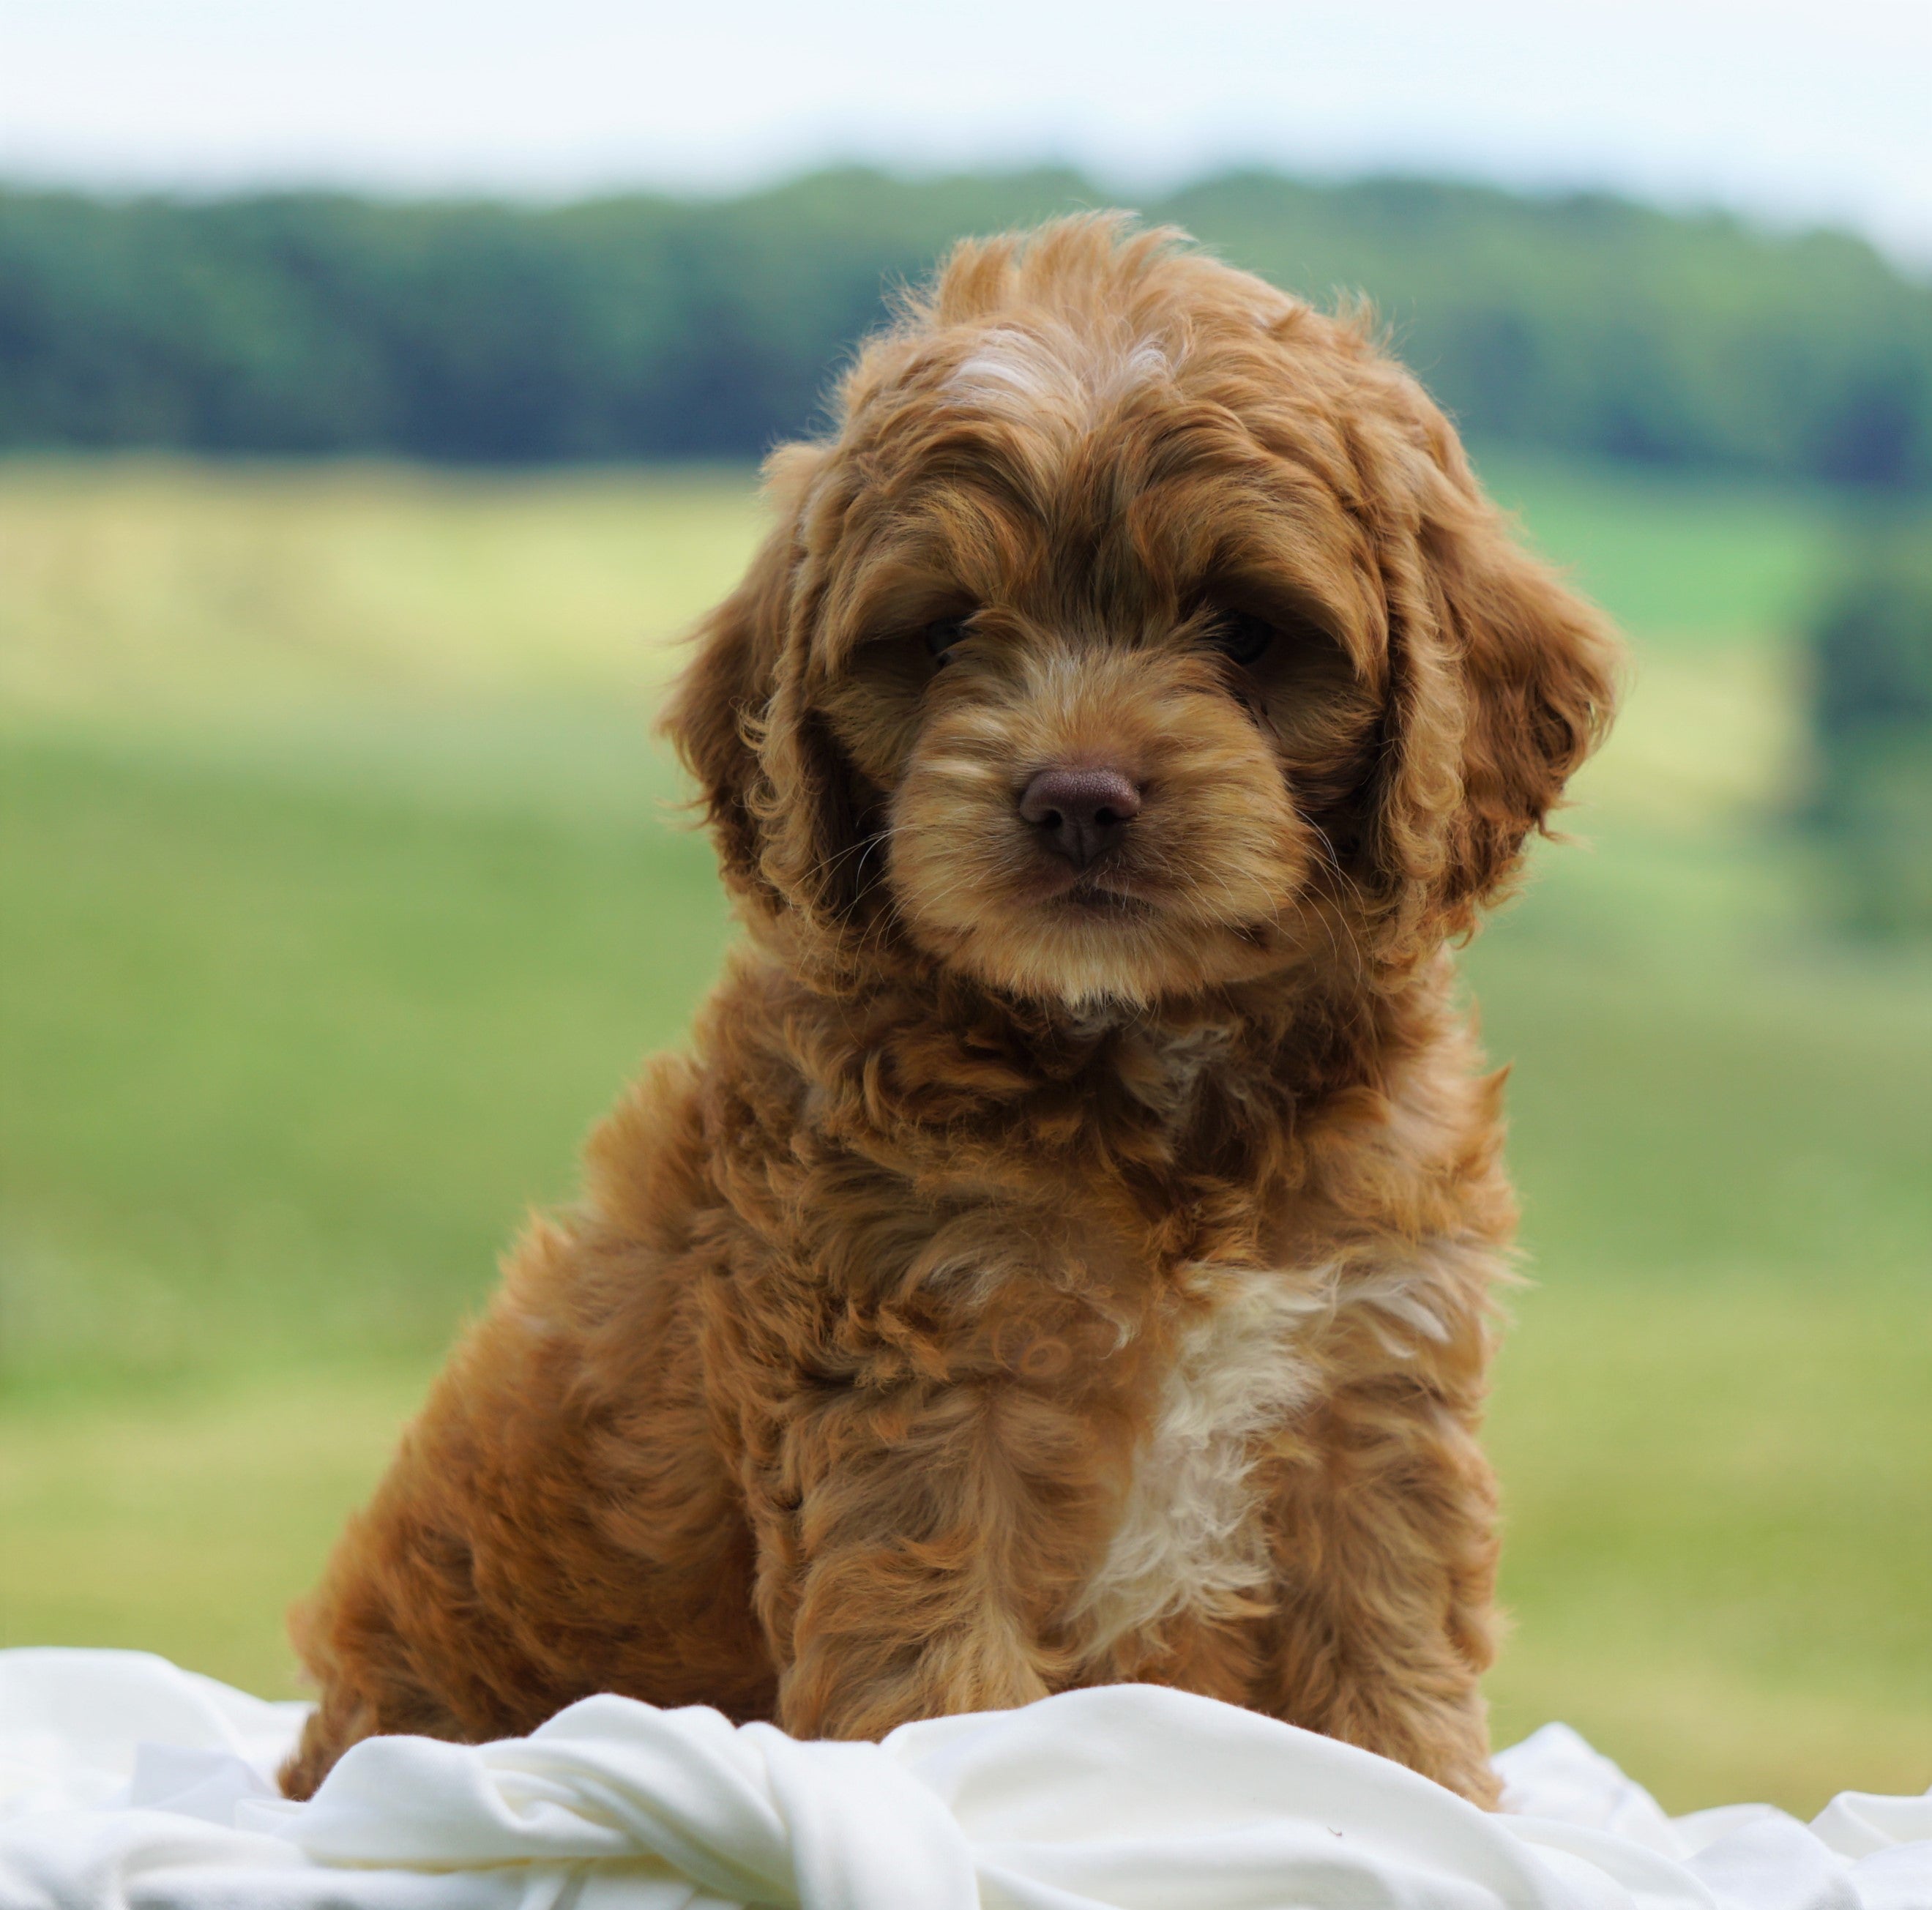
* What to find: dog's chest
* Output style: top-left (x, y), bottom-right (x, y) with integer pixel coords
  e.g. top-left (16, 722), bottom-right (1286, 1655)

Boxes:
top-left (1073, 1264), bottom-right (1321, 1657)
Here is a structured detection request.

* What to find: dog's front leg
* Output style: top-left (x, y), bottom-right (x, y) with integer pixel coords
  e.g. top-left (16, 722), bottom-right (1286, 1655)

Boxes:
top-left (747, 1376), bottom-right (1110, 1742)
top-left (1256, 1375), bottom-right (1504, 1806)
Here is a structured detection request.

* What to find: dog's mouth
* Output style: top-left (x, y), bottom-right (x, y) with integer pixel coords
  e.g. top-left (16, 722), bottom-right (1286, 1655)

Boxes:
top-left (1026, 863), bottom-right (1159, 920)
top-left (1058, 880), bottom-right (1152, 918)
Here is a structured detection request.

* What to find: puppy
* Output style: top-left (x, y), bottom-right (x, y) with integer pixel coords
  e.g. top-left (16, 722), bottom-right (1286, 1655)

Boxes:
top-left (282, 214), bottom-right (1617, 1806)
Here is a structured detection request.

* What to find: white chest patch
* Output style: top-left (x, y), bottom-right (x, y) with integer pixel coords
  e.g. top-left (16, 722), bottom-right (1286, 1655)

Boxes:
top-left (1073, 1267), bottom-right (1322, 1657)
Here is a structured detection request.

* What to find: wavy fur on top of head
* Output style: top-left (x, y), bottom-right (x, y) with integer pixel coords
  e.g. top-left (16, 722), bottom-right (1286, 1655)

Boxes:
top-left (283, 216), bottom-right (1619, 1810)
top-left (662, 214), bottom-right (1616, 1004)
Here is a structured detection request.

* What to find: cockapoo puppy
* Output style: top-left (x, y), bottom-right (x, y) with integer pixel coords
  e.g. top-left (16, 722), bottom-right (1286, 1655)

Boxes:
top-left (283, 215), bottom-right (1618, 1806)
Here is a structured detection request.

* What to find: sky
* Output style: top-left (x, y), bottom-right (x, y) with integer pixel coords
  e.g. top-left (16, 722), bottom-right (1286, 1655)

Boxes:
top-left (4, 0), bottom-right (1929, 266)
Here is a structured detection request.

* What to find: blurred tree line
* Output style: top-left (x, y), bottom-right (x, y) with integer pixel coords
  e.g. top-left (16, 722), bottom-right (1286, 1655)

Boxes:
top-left (2, 166), bottom-right (1929, 486)
top-left (1805, 534), bottom-right (1932, 937)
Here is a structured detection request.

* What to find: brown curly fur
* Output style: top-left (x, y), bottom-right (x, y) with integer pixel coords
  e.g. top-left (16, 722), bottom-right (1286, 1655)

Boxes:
top-left (282, 215), bottom-right (1619, 1807)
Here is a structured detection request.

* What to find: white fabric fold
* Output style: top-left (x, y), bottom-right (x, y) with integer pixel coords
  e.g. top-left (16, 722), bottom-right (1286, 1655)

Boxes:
top-left (1, 1649), bottom-right (1927, 1910)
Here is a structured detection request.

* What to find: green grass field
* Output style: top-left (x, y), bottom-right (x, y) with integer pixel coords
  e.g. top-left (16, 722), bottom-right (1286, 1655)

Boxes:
top-left (1, 453), bottom-right (1926, 1814)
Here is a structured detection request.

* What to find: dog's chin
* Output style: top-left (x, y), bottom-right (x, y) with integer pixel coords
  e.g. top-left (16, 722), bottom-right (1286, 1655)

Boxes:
top-left (898, 870), bottom-right (1290, 1013)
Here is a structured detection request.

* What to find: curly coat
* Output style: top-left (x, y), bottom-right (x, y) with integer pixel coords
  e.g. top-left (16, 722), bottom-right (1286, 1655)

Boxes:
top-left (282, 216), bottom-right (1619, 1806)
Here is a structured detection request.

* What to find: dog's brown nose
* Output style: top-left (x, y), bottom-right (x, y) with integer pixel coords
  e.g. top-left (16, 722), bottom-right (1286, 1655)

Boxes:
top-left (1018, 766), bottom-right (1143, 870)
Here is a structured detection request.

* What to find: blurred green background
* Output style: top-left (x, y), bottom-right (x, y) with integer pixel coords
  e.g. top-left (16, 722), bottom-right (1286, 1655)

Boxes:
top-left (1, 173), bottom-right (1928, 1818)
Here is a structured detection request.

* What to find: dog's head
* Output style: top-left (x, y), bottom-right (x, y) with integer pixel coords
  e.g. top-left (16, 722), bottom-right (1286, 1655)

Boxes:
top-left (664, 216), bottom-right (1618, 1008)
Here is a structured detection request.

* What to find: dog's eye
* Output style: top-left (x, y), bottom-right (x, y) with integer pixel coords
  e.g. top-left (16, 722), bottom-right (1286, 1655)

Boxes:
top-left (1207, 611), bottom-right (1277, 668)
top-left (923, 616), bottom-right (971, 663)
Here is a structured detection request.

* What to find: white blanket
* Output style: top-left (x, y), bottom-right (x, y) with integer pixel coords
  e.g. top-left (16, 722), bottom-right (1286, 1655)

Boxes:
top-left (1, 1649), bottom-right (1926, 1909)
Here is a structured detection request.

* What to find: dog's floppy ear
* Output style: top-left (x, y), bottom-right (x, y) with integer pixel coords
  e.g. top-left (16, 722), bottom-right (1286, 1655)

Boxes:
top-left (1370, 448), bottom-right (1619, 936)
top-left (659, 510), bottom-right (788, 898)
top-left (659, 445), bottom-right (868, 932)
